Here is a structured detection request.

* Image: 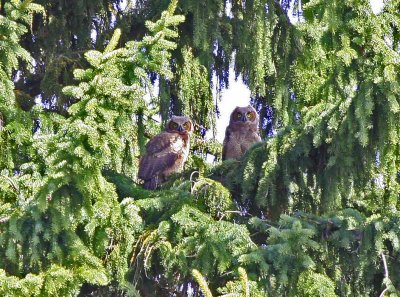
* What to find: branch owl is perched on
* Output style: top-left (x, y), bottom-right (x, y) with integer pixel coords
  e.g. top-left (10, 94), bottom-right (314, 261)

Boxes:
top-left (138, 116), bottom-right (193, 189)
top-left (222, 106), bottom-right (261, 160)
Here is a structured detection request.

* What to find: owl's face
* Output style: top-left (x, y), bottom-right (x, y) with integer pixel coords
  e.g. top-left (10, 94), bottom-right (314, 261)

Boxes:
top-left (229, 106), bottom-right (258, 125)
top-left (166, 116), bottom-right (193, 134)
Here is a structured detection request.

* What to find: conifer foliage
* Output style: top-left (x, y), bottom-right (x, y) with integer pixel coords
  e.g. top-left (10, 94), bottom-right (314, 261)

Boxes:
top-left (1, 0), bottom-right (400, 296)
top-left (0, 0), bottom-right (43, 169)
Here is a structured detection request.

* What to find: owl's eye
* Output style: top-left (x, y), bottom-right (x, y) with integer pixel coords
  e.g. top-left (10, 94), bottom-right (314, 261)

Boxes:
top-left (246, 111), bottom-right (255, 121)
top-left (236, 112), bottom-right (242, 120)
top-left (183, 121), bottom-right (191, 131)
top-left (169, 122), bottom-right (178, 130)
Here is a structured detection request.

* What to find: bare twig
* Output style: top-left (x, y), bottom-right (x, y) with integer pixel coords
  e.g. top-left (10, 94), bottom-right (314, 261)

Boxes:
top-left (379, 288), bottom-right (388, 297)
top-left (190, 171), bottom-right (199, 194)
top-left (381, 253), bottom-right (389, 279)
top-left (379, 253), bottom-right (389, 297)
top-left (0, 217), bottom-right (10, 224)
top-left (218, 210), bottom-right (243, 221)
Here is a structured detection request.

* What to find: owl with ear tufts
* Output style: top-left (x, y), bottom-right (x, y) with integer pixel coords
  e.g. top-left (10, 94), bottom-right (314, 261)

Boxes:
top-left (138, 115), bottom-right (193, 190)
top-left (222, 105), bottom-right (261, 160)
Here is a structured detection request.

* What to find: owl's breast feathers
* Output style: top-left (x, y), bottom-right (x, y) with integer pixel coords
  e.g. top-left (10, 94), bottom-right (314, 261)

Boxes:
top-left (222, 126), bottom-right (261, 160)
top-left (138, 131), bottom-right (190, 182)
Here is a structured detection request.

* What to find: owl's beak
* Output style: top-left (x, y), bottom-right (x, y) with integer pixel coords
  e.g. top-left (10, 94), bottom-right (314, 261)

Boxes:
top-left (177, 125), bottom-right (184, 132)
top-left (242, 115), bottom-right (247, 122)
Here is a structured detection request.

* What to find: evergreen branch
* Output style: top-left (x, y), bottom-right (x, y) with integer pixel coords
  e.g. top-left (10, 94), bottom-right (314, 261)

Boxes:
top-left (167, 0), bottom-right (178, 15)
top-left (1, 174), bottom-right (19, 193)
top-left (192, 269), bottom-right (214, 297)
top-left (18, 0), bottom-right (33, 12)
top-left (104, 28), bottom-right (122, 54)
top-left (238, 267), bottom-right (249, 297)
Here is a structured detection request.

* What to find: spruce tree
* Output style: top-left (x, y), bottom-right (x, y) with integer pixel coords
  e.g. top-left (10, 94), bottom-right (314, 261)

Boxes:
top-left (1, 0), bottom-right (400, 296)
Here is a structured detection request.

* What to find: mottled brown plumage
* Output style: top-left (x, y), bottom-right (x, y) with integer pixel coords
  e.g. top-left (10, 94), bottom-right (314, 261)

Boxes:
top-left (138, 115), bottom-right (193, 189)
top-left (222, 106), bottom-right (261, 160)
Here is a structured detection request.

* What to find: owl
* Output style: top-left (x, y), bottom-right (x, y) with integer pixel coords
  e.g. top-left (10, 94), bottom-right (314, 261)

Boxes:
top-left (138, 115), bottom-right (193, 189)
top-left (222, 105), bottom-right (261, 160)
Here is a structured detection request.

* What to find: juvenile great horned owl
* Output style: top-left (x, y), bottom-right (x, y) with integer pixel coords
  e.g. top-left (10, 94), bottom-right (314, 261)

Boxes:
top-left (222, 106), bottom-right (261, 160)
top-left (138, 115), bottom-right (193, 189)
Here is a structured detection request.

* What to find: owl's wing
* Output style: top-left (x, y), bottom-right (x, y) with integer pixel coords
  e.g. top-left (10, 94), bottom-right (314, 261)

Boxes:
top-left (145, 132), bottom-right (179, 154)
top-left (138, 153), bottom-right (179, 181)
top-left (250, 131), bottom-right (262, 142)
top-left (222, 127), bottom-right (232, 160)
top-left (138, 132), bottom-right (181, 180)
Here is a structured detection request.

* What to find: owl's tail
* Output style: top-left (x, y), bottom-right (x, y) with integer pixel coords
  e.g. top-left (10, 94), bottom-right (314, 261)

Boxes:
top-left (143, 176), bottom-right (160, 190)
